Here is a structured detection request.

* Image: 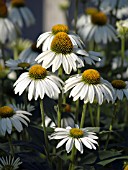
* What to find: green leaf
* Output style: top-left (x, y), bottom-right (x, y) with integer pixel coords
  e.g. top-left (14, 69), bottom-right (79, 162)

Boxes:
top-left (81, 152), bottom-right (97, 165)
top-left (98, 150), bottom-right (122, 160)
top-left (97, 156), bottom-right (128, 166)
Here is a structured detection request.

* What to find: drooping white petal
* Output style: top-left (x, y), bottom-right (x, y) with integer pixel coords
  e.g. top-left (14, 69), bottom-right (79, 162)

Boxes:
top-left (75, 139), bottom-right (83, 153)
top-left (66, 138), bottom-right (74, 153)
top-left (56, 137), bottom-right (69, 148)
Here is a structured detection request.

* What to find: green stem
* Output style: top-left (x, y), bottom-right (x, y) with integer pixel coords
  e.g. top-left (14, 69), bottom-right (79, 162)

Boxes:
top-left (121, 35), bottom-right (125, 78)
top-left (74, 0), bottom-right (79, 34)
top-left (57, 93), bottom-right (62, 127)
top-left (57, 67), bottom-right (63, 127)
top-left (104, 102), bottom-right (118, 150)
top-left (80, 104), bottom-right (87, 128)
top-left (13, 39), bottom-right (19, 60)
top-left (68, 145), bottom-right (76, 170)
top-left (75, 99), bottom-right (79, 124)
top-left (0, 43), bottom-right (6, 64)
top-left (89, 104), bottom-right (95, 126)
top-left (7, 134), bottom-right (14, 156)
top-left (40, 99), bottom-right (51, 164)
top-left (75, 69), bottom-right (81, 123)
top-left (96, 105), bottom-right (100, 127)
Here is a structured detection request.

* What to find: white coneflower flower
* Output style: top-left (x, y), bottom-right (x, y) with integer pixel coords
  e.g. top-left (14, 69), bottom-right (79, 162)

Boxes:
top-left (0, 156), bottom-right (22, 170)
top-left (78, 11), bottom-right (118, 44)
top-left (111, 80), bottom-right (128, 101)
top-left (9, 103), bottom-right (35, 113)
top-left (44, 104), bottom-right (75, 128)
top-left (113, 6), bottom-right (128, 19)
top-left (78, 51), bottom-right (102, 67)
top-left (6, 58), bottom-right (36, 71)
top-left (35, 32), bottom-right (89, 74)
top-left (19, 42), bottom-right (42, 61)
top-left (0, 1), bottom-right (16, 44)
top-left (50, 125), bottom-right (98, 154)
top-left (64, 69), bottom-right (114, 105)
top-left (0, 105), bottom-right (32, 136)
top-left (13, 64), bottom-right (64, 101)
top-left (116, 19), bottom-right (128, 37)
top-left (75, 7), bottom-right (98, 31)
top-left (100, 0), bottom-right (128, 10)
top-left (36, 24), bottom-right (85, 51)
top-left (8, 0), bottom-right (35, 28)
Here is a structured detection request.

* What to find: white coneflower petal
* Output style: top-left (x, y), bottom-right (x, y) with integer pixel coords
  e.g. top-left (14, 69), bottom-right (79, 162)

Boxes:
top-left (0, 156), bottom-right (22, 170)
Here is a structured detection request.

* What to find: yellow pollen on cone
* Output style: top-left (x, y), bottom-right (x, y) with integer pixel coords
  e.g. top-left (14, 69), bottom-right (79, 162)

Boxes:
top-left (29, 64), bottom-right (47, 79)
top-left (52, 24), bottom-right (69, 35)
top-left (111, 80), bottom-right (126, 89)
top-left (124, 165), bottom-right (128, 170)
top-left (70, 128), bottom-right (84, 138)
top-left (91, 12), bottom-right (108, 26)
top-left (51, 32), bottom-right (73, 54)
top-left (18, 62), bottom-right (30, 69)
top-left (82, 69), bottom-right (100, 84)
top-left (0, 106), bottom-right (14, 118)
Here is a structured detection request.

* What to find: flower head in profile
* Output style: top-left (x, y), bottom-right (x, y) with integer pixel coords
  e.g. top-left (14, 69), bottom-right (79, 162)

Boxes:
top-left (100, 0), bottom-right (128, 11)
top-left (0, 1), bottom-right (16, 44)
top-left (36, 24), bottom-right (85, 51)
top-left (0, 156), bottom-right (22, 170)
top-left (50, 124), bottom-right (98, 154)
top-left (75, 7), bottom-right (98, 31)
top-left (44, 103), bottom-right (75, 128)
top-left (8, 0), bottom-right (35, 28)
top-left (78, 11), bottom-right (118, 44)
top-left (111, 80), bottom-right (128, 101)
top-left (6, 54), bottom-right (36, 71)
top-left (64, 69), bottom-right (114, 105)
top-left (13, 64), bottom-right (64, 100)
top-left (19, 42), bottom-right (42, 61)
top-left (0, 105), bottom-right (32, 136)
top-left (35, 32), bottom-right (91, 74)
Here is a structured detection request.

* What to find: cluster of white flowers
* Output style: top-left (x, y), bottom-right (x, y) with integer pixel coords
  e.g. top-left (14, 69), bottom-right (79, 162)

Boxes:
top-left (1, 0), bottom-right (128, 159)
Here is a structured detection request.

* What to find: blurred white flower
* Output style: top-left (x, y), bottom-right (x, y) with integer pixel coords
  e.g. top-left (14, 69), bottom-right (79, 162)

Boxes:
top-left (8, 0), bottom-right (35, 28)
top-left (113, 6), bottom-right (128, 19)
top-left (44, 104), bottom-right (75, 128)
top-left (78, 11), bottom-right (118, 44)
top-left (0, 1), bottom-right (16, 44)
top-left (7, 71), bottom-right (17, 80)
top-left (116, 19), bottom-right (128, 37)
top-left (111, 80), bottom-right (128, 101)
top-left (100, 0), bottom-right (128, 10)
top-left (6, 51), bottom-right (36, 70)
top-left (19, 42), bottom-right (42, 61)
top-left (0, 156), bottom-right (22, 170)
